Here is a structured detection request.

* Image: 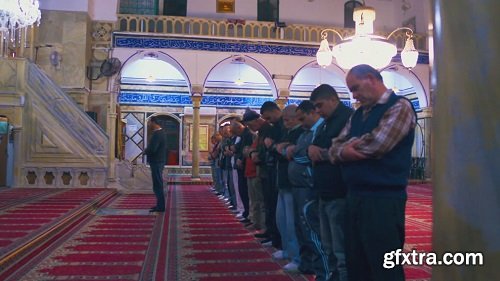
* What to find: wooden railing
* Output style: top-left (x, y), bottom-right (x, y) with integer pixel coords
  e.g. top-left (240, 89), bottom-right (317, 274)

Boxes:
top-left (116, 14), bottom-right (428, 51)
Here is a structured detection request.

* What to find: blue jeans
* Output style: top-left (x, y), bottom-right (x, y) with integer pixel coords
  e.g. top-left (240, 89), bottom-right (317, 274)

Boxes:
top-left (211, 163), bottom-right (223, 193)
top-left (319, 198), bottom-right (347, 281)
top-left (276, 189), bottom-right (300, 264)
top-left (150, 162), bottom-right (165, 210)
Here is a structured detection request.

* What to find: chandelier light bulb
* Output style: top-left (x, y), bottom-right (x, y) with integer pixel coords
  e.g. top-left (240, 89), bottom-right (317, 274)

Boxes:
top-left (316, 38), bottom-right (333, 67)
top-left (401, 37), bottom-right (419, 68)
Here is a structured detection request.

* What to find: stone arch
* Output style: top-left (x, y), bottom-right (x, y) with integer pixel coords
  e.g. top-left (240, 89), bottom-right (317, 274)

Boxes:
top-left (117, 50), bottom-right (191, 90)
top-left (204, 54), bottom-right (277, 99)
top-left (289, 60), bottom-right (350, 104)
top-left (381, 63), bottom-right (429, 108)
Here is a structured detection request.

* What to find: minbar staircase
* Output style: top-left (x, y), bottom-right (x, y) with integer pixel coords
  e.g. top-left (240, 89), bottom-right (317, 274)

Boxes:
top-left (0, 59), bottom-right (108, 188)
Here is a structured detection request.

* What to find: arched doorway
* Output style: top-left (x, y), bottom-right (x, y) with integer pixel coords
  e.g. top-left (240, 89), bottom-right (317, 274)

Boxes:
top-left (146, 114), bottom-right (181, 166)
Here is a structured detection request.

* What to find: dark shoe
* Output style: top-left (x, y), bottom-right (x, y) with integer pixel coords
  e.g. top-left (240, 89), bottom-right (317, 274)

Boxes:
top-left (260, 238), bottom-right (272, 244)
top-left (254, 232), bottom-right (270, 239)
top-left (244, 222), bottom-right (253, 227)
top-left (239, 218), bottom-right (251, 223)
top-left (298, 267), bottom-right (315, 275)
top-left (149, 208), bottom-right (165, 212)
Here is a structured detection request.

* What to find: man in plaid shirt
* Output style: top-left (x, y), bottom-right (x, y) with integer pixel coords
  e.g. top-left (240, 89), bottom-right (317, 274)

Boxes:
top-left (329, 64), bottom-right (416, 281)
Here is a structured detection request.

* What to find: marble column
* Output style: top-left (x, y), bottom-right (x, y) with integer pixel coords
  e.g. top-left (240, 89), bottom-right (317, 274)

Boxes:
top-left (432, 1), bottom-right (499, 280)
top-left (106, 93), bottom-right (117, 184)
top-left (190, 85), bottom-right (203, 180)
top-left (419, 107), bottom-right (432, 180)
top-left (11, 127), bottom-right (22, 187)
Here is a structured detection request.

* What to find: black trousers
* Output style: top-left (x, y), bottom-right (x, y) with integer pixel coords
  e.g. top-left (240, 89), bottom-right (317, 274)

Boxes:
top-left (150, 162), bottom-right (165, 210)
top-left (261, 166), bottom-right (280, 248)
top-left (345, 193), bottom-right (406, 281)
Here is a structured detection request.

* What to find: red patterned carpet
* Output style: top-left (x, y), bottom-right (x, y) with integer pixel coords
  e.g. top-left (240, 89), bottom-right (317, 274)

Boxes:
top-left (171, 184), bottom-right (307, 281)
top-left (404, 184), bottom-right (433, 280)
top-left (0, 188), bottom-right (114, 266)
top-left (2, 192), bottom-right (162, 281)
top-left (0, 183), bottom-right (432, 281)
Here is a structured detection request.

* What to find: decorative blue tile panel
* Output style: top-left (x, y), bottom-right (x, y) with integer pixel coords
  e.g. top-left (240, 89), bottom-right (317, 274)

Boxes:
top-left (119, 92), bottom-right (190, 105)
top-left (411, 99), bottom-right (421, 111)
top-left (113, 34), bottom-right (429, 64)
top-left (288, 98), bottom-right (352, 108)
top-left (119, 91), bottom-right (274, 108)
top-left (120, 91), bottom-right (417, 111)
top-left (114, 35), bottom-right (317, 57)
top-left (201, 95), bottom-right (274, 107)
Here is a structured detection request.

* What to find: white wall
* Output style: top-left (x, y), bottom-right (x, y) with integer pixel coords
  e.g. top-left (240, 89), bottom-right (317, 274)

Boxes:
top-left (187, 0), bottom-right (257, 20)
top-left (40, 0), bottom-right (89, 12)
top-left (403, 0), bottom-right (432, 34)
top-left (89, 0), bottom-right (118, 21)
top-left (40, 0), bottom-right (118, 21)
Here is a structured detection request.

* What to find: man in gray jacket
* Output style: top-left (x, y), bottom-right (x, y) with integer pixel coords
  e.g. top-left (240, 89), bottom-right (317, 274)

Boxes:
top-left (287, 101), bottom-right (329, 281)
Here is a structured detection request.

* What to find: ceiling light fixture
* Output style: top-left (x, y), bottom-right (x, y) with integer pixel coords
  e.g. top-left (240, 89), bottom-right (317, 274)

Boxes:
top-left (235, 60), bottom-right (243, 86)
top-left (145, 74), bottom-right (155, 83)
top-left (0, 0), bottom-right (41, 56)
top-left (316, 4), bottom-right (418, 70)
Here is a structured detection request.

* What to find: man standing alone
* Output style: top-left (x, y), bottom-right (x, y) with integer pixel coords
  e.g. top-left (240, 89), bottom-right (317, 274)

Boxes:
top-left (144, 116), bottom-right (168, 212)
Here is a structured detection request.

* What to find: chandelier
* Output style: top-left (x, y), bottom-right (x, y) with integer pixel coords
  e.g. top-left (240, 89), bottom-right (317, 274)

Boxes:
top-left (316, 5), bottom-right (418, 70)
top-left (0, 0), bottom-right (41, 55)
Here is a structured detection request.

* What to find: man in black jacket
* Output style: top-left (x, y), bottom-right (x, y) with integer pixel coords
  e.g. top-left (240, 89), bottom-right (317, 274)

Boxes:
top-left (144, 116), bottom-right (168, 212)
top-left (270, 104), bottom-right (304, 271)
top-left (259, 101), bottom-right (285, 247)
top-left (308, 84), bottom-right (353, 281)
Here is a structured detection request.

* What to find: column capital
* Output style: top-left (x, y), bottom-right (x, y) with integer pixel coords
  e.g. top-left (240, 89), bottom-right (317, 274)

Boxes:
top-left (275, 88), bottom-right (290, 109)
top-left (191, 84), bottom-right (204, 96)
top-left (419, 107), bottom-right (433, 118)
top-left (190, 95), bottom-right (202, 106)
top-left (278, 88), bottom-right (290, 98)
top-left (275, 98), bottom-right (288, 110)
